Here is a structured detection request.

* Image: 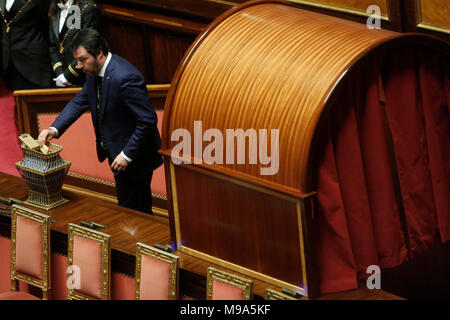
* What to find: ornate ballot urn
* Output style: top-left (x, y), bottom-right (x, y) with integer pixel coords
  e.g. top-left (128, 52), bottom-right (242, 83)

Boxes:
top-left (15, 141), bottom-right (71, 210)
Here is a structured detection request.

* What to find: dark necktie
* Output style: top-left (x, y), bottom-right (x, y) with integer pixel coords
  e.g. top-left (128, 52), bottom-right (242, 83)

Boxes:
top-left (96, 76), bottom-right (107, 150)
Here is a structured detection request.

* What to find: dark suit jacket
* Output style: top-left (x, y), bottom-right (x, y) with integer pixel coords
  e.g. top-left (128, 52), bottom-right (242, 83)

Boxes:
top-left (0, 0), bottom-right (52, 87)
top-left (51, 54), bottom-right (163, 176)
top-left (49, 0), bottom-right (100, 85)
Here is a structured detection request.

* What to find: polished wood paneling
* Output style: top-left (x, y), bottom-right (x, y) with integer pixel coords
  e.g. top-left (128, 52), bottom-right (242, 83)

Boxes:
top-left (99, 0), bottom-right (404, 30)
top-left (97, 2), bottom-right (205, 84)
top-left (98, 2), bottom-right (206, 33)
top-left (287, 0), bottom-right (402, 31)
top-left (174, 165), bottom-right (303, 287)
top-left (417, 0), bottom-right (450, 30)
top-left (148, 30), bottom-right (199, 83)
top-left (101, 19), bottom-right (149, 81)
top-left (163, 1), bottom-right (398, 194)
top-left (161, 0), bottom-right (448, 298)
top-left (290, 0), bottom-right (388, 16)
top-left (404, 0), bottom-right (449, 42)
top-left (97, 0), bottom-right (241, 20)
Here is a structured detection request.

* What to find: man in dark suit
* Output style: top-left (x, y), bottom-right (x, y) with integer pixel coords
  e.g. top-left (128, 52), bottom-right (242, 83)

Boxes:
top-left (1, 0), bottom-right (52, 90)
top-left (38, 28), bottom-right (163, 214)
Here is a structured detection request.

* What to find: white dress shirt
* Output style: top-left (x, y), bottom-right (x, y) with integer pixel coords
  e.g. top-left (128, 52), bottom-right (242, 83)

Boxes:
top-left (6, 0), bottom-right (15, 11)
top-left (98, 52), bottom-right (112, 78)
top-left (50, 52), bottom-right (133, 163)
top-left (58, 0), bottom-right (74, 33)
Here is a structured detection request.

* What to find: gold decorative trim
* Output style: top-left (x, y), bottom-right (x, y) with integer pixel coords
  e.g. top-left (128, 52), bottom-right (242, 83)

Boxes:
top-left (181, 245), bottom-right (306, 296)
top-left (53, 62), bottom-right (63, 71)
top-left (152, 18), bottom-right (182, 28)
top-left (37, 111), bottom-right (66, 132)
top-left (23, 197), bottom-right (69, 211)
top-left (67, 171), bottom-right (115, 186)
top-left (13, 84), bottom-right (169, 97)
top-left (15, 161), bottom-right (70, 175)
top-left (414, 0), bottom-right (450, 34)
top-left (207, 0), bottom-right (238, 6)
top-left (135, 242), bottom-right (179, 300)
top-left (265, 288), bottom-right (299, 300)
top-left (104, 8), bottom-right (134, 17)
top-left (151, 192), bottom-right (167, 200)
top-left (169, 162), bottom-right (182, 245)
top-left (207, 267), bottom-right (253, 300)
top-left (152, 206), bottom-right (169, 218)
top-left (0, 0), bottom-right (34, 34)
top-left (289, 0), bottom-right (390, 20)
top-left (297, 201), bottom-right (308, 294)
top-left (10, 205), bottom-right (51, 299)
top-left (67, 223), bottom-right (111, 300)
top-left (417, 23), bottom-right (450, 34)
top-left (68, 65), bottom-right (80, 77)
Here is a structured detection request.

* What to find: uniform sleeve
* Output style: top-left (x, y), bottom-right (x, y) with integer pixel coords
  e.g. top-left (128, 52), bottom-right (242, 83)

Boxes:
top-left (81, 2), bottom-right (101, 31)
top-left (63, 3), bottom-right (101, 83)
top-left (49, 21), bottom-right (64, 77)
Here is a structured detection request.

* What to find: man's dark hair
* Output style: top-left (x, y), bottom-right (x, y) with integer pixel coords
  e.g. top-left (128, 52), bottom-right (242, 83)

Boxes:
top-left (71, 28), bottom-right (109, 57)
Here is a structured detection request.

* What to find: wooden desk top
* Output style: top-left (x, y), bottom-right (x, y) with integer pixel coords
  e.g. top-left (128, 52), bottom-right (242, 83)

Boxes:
top-left (0, 172), bottom-right (170, 256)
top-left (0, 172), bottom-right (404, 300)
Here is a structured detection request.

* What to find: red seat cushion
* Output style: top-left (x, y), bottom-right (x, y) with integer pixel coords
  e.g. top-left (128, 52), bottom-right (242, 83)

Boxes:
top-left (0, 291), bottom-right (40, 300)
top-left (212, 279), bottom-right (244, 300)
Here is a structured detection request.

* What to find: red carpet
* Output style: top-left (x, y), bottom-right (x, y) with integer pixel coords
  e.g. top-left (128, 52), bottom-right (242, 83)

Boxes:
top-left (0, 78), bottom-right (22, 177)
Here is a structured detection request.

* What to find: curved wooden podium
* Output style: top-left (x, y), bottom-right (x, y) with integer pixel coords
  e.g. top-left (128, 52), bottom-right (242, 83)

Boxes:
top-left (161, 0), bottom-right (449, 297)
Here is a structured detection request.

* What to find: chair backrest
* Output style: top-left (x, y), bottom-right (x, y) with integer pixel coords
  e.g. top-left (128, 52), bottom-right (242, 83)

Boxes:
top-left (135, 242), bottom-right (179, 300)
top-left (10, 205), bottom-right (51, 299)
top-left (206, 267), bottom-right (253, 300)
top-left (67, 223), bottom-right (111, 300)
top-left (265, 288), bottom-right (299, 300)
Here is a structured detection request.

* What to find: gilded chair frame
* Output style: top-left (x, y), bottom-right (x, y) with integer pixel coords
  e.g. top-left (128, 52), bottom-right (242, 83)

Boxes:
top-left (265, 288), bottom-right (299, 300)
top-left (135, 242), bottom-right (179, 300)
top-left (67, 223), bottom-right (111, 300)
top-left (10, 205), bottom-right (51, 300)
top-left (206, 267), bottom-right (253, 300)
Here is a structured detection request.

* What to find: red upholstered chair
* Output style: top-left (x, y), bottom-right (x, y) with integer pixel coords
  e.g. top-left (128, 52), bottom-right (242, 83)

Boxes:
top-left (0, 205), bottom-right (51, 300)
top-left (206, 267), bottom-right (253, 300)
top-left (67, 223), bottom-right (111, 300)
top-left (134, 242), bottom-right (179, 300)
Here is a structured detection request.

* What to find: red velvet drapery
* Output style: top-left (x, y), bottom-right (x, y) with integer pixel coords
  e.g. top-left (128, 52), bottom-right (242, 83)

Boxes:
top-left (315, 48), bottom-right (449, 294)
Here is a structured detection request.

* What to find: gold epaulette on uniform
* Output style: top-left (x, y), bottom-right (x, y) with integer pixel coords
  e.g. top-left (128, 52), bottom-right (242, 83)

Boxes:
top-left (68, 65), bottom-right (80, 77)
top-left (53, 62), bottom-right (63, 71)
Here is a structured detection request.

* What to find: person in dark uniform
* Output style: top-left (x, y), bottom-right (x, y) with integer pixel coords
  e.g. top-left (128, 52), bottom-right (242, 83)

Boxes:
top-left (0, 0), bottom-right (52, 90)
top-left (48, 0), bottom-right (99, 87)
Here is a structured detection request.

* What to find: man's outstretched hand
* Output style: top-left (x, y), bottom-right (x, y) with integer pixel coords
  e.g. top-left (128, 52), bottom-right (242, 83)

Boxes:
top-left (38, 129), bottom-right (57, 146)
